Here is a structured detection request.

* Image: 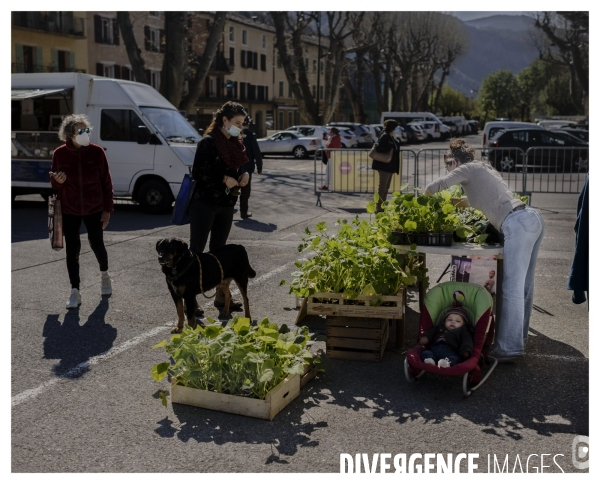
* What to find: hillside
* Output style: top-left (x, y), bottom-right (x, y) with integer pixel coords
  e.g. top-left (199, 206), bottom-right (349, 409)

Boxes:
top-left (446, 14), bottom-right (540, 96)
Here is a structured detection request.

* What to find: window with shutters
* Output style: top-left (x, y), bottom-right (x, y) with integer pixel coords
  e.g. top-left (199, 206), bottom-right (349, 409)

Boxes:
top-left (100, 109), bottom-right (146, 142)
top-left (240, 50), bottom-right (246, 68)
top-left (257, 86), bottom-right (265, 101)
top-left (229, 26), bottom-right (235, 42)
top-left (104, 64), bottom-right (115, 78)
top-left (242, 29), bottom-right (248, 45)
top-left (240, 82), bottom-right (247, 100)
top-left (252, 52), bottom-right (258, 70)
top-left (229, 47), bottom-right (235, 66)
top-left (150, 70), bottom-right (161, 90)
top-left (260, 54), bottom-right (266, 72)
top-left (262, 35), bottom-right (266, 50)
top-left (248, 84), bottom-right (256, 101)
top-left (150, 28), bottom-right (160, 52)
top-left (94, 15), bottom-right (119, 45)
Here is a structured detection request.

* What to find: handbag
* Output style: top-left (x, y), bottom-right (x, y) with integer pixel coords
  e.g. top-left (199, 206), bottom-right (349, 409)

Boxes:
top-left (171, 173), bottom-right (196, 225)
top-left (368, 136), bottom-right (394, 163)
top-left (48, 195), bottom-right (64, 251)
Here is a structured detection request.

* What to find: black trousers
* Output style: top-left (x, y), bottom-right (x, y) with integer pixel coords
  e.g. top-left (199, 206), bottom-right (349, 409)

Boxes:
top-left (62, 211), bottom-right (108, 289)
top-left (188, 198), bottom-right (234, 255)
top-left (239, 173), bottom-right (252, 215)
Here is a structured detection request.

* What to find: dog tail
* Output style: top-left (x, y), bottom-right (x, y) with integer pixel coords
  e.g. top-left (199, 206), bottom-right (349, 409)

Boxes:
top-left (248, 266), bottom-right (256, 279)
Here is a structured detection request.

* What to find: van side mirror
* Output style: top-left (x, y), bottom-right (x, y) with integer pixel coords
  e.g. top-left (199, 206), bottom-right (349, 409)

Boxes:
top-left (137, 125), bottom-right (150, 144)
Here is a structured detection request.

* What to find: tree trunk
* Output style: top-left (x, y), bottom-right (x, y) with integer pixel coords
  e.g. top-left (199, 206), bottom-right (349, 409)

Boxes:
top-left (116, 12), bottom-right (148, 84)
top-left (179, 12), bottom-right (228, 114)
top-left (160, 12), bottom-right (186, 107)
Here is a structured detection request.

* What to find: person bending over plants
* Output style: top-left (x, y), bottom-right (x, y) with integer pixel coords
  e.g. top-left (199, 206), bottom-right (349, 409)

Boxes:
top-left (424, 138), bottom-right (544, 364)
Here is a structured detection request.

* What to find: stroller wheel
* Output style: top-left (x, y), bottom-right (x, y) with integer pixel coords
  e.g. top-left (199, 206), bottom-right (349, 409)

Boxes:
top-left (404, 357), bottom-right (425, 383)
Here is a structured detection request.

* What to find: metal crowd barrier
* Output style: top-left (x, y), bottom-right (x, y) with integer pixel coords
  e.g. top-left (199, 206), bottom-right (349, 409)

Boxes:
top-left (313, 146), bottom-right (588, 205)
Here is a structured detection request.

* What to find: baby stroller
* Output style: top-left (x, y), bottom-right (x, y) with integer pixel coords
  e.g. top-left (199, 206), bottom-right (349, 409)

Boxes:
top-left (404, 281), bottom-right (498, 397)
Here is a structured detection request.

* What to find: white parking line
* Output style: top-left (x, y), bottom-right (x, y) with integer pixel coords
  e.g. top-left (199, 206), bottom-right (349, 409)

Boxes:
top-left (12, 260), bottom-right (300, 408)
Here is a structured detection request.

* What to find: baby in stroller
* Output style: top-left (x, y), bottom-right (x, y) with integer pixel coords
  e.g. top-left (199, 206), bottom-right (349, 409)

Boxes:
top-left (419, 291), bottom-right (474, 368)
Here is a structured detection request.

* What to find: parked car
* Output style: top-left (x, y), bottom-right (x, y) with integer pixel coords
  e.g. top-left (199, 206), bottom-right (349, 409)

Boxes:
top-left (404, 124), bottom-right (427, 143)
top-left (443, 120), bottom-right (459, 136)
top-left (336, 128), bottom-right (358, 148)
top-left (482, 121), bottom-right (544, 153)
top-left (286, 125), bottom-right (329, 147)
top-left (466, 120), bottom-right (480, 134)
top-left (325, 122), bottom-right (373, 147)
top-left (409, 121), bottom-right (441, 141)
top-left (487, 128), bottom-right (588, 172)
top-left (257, 131), bottom-right (321, 159)
top-left (550, 129), bottom-right (589, 145)
top-left (554, 128), bottom-right (589, 143)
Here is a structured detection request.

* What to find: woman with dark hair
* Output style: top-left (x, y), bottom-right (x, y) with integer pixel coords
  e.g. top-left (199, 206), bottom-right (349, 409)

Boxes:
top-left (189, 101), bottom-right (249, 310)
top-left (424, 138), bottom-right (544, 363)
top-left (50, 114), bottom-right (114, 309)
top-left (372, 119), bottom-right (401, 212)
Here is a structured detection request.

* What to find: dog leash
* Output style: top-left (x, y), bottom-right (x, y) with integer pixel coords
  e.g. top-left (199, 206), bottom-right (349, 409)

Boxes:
top-left (195, 253), bottom-right (225, 299)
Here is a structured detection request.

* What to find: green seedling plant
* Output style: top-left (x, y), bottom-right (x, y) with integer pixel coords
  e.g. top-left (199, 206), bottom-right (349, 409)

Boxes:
top-left (377, 186), bottom-right (466, 235)
top-left (151, 316), bottom-right (320, 402)
top-left (281, 217), bottom-right (423, 303)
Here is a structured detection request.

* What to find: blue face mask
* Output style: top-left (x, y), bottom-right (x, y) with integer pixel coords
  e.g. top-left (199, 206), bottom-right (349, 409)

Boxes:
top-left (225, 120), bottom-right (241, 137)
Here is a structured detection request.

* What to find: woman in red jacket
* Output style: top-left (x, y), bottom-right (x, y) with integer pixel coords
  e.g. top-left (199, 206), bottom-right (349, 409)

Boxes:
top-left (50, 114), bottom-right (114, 309)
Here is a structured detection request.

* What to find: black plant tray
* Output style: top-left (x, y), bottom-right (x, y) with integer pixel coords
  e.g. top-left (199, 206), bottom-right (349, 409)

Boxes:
top-left (391, 231), bottom-right (453, 246)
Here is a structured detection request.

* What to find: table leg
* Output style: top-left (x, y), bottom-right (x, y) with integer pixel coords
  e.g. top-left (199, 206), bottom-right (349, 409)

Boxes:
top-left (496, 258), bottom-right (503, 324)
top-left (418, 253), bottom-right (426, 310)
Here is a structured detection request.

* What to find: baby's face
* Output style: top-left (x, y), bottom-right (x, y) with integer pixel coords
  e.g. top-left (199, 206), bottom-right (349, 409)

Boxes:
top-left (445, 314), bottom-right (465, 330)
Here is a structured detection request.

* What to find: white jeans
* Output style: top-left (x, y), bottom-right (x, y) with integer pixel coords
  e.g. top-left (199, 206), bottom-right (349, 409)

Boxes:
top-left (496, 207), bottom-right (545, 356)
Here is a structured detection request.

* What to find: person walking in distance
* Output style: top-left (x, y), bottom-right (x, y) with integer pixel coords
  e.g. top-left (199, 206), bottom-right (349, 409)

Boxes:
top-left (320, 127), bottom-right (341, 190)
top-left (49, 114), bottom-right (114, 309)
top-left (239, 116), bottom-right (263, 219)
top-left (372, 119), bottom-right (401, 212)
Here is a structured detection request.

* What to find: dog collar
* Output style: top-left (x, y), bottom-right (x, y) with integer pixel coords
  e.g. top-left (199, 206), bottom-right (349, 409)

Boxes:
top-left (167, 256), bottom-right (195, 281)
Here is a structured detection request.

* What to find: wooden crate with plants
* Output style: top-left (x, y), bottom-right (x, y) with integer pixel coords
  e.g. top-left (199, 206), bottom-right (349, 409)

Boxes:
top-left (151, 317), bottom-right (320, 421)
top-left (325, 316), bottom-right (390, 362)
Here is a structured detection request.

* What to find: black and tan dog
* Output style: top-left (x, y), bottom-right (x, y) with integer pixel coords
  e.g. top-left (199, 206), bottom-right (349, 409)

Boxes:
top-left (156, 238), bottom-right (256, 333)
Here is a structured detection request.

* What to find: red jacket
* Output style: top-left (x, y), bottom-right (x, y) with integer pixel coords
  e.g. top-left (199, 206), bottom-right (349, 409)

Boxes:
top-left (50, 141), bottom-right (114, 216)
top-left (325, 133), bottom-right (341, 159)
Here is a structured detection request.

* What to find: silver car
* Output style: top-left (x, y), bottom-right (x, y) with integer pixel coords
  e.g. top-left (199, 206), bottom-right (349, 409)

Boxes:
top-left (257, 131), bottom-right (320, 159)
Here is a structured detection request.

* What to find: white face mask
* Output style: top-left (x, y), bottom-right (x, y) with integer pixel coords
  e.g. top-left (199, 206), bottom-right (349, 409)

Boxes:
top-left (224, 118), bottom-right (241, 137)
top-left (75, 132), bottom-right (90, 146)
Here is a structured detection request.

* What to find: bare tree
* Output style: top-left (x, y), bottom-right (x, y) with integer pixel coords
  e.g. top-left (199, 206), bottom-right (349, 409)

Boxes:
top-left (159, 12), bottom-right (186, 106)
top-left (116, 12), bottom-right (148, 84)
top-left (533, 12), bottom-right (588, 115)
top-left (179, 12), bottom-right (228, 114)
top-left (341, 12), bottom-right (370, 122)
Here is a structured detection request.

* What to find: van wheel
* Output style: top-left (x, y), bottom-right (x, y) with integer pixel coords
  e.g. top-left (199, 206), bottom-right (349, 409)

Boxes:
top-left (138, 180), bottom-right (174, 214)
top-left (293, 145), bottom-right (307, 159)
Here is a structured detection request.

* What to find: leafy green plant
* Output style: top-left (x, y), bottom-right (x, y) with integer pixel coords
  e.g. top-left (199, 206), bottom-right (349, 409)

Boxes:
top-left (375, 187), bottom-right (464, 235)
top-left (151, 317), bottom-right (319, 401)
top-left (281, 217), bottom-right (424, 300)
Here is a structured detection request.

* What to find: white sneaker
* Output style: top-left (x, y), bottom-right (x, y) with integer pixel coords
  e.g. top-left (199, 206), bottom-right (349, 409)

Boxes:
top-left (66, 288), bottom-right (81, 309)
top-left (438, 357), bottom-right (451, 368)
top-left (101, 272), bottom-right (112, 296)
top-left (423, 358), bottom-right (436, 366)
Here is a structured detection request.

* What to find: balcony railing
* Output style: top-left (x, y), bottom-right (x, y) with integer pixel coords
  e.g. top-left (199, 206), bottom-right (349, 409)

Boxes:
top-left (12, 63), bottom-right (86, 74)
top-left (12, 12), bottom-right (86, 37)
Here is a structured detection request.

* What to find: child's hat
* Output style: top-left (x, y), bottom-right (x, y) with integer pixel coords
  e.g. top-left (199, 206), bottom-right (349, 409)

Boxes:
top-left (441, 290), bottom-right (471, 325)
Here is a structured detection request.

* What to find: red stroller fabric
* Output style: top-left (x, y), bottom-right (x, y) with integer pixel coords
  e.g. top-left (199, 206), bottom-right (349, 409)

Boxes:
top-left (406, 282), bottom-right (495, 385)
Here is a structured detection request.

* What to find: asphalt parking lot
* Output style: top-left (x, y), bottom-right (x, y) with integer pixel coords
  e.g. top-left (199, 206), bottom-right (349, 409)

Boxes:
top-left (11, 139), bottom-right (589, 473)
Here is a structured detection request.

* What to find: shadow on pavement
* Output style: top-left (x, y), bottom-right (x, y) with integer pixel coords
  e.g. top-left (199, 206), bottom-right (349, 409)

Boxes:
top-left (12, 200), bottom-right (173, 243)
top-left (233, 218), bottom-right (277, 232)
top-left (42, 297), bottom-right (117, 377)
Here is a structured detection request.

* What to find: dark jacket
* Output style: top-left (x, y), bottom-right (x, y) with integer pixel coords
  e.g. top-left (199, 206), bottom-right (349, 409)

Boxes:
top-left (422, 324), bottom-right (473, 357)
top-left (371, 132), bottom-right (400, 174)
top-left (241, 128), bottom-right (263, 174)
top-left (191, 134), bottom-right (243, 207)
top-left (50, 141), bottom-right (114, 216)
top-left (567, 175), bottom-right (588, 304)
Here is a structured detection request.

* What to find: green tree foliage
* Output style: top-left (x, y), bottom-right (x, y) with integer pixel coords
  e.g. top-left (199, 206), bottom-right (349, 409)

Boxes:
top-left (436, 85), bottom-right (465, 116)
top-left (477, 70), bottom-right (521, 121)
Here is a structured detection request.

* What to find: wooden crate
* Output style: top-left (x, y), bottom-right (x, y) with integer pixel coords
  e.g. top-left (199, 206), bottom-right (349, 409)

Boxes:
top-left (326, 317), bottom-right (389, 362)
top-left (171, 364), bottom-right (317, 421)
top-left (306, 291), bottom-right (404, 319)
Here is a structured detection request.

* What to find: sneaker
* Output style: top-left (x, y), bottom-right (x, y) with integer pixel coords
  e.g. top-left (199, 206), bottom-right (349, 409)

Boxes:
top-left (66, 288), bottom-right (81, 309)
top-left (241, 212), bottom-right (252, 219)
top-left (423, 358), bottom-right (435, 366)
top-left (438, 357), bottom-right (451, 368)
top-left (101, 272), bottom-right (112, 296)
top-left (489, 349), bottom-right (520, 363)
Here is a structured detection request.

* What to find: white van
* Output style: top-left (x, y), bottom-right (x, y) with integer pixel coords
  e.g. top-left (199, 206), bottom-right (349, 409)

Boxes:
top-left (11, 72), bottom-right (202, 213)
top-left (439, 116), bottom-right (468, 135)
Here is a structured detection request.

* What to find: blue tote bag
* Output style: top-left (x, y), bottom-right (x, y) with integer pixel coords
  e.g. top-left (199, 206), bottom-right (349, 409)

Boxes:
top-left (171, 174), bottom-right (196, 225)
